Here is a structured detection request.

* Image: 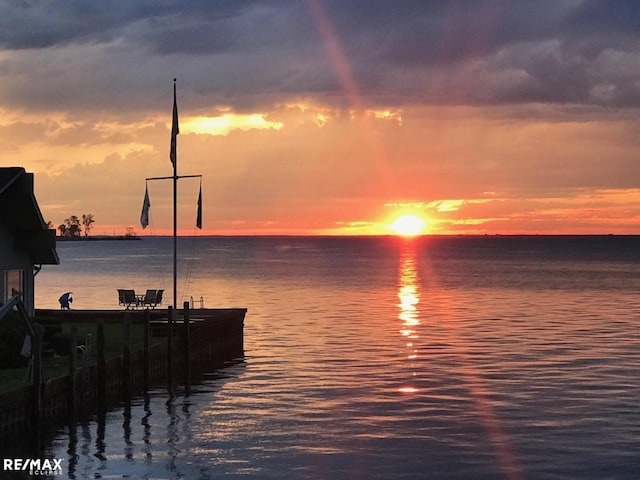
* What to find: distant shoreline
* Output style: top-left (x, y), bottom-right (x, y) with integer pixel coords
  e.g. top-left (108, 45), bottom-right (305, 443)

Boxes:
top-left (54, 233), bottom-right (639, 241)
top-left (56, 235), bottom-right (141, 241)
top-left (94, 233), bottom-right (637, 238)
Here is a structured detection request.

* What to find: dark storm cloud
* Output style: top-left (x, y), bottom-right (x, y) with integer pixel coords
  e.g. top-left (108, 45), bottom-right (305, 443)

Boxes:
top-left (317, 0), bottom-right (562, 65)
top-left (0, 0), bottom-right (262, 49)
top-left (568, 0), bottom-right (640, 37)
top-left (1, 0), bottom-right (640, 110)
top-left (308, 0), bottom-right (640, 107)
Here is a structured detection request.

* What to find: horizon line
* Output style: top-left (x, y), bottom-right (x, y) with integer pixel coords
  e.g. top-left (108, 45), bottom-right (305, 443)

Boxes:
top-left (56, 232), bottom-right (640, 239)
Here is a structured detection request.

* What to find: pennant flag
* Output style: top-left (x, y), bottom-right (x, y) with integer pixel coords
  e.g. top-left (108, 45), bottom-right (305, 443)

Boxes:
top-left (140, 185), bottom-right (150, 229)
top-left (170, 80), bottom-right (179, 166)
top-left (196, 183), bottom-right (203, 229)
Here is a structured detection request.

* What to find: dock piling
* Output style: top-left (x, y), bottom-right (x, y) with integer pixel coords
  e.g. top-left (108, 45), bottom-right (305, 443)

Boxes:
top-left (167, 306), bottom-right (174, 390)
top-left (123, 313), bottom-right (131, 398)
top-left (96, 320), bottom-right (106, 400)
top-left (68, 326), bottom-right (78, 416)
top-left (183, 301), bottom-right (191, 392)
top-left (143, 309), bottom-right (150, 391)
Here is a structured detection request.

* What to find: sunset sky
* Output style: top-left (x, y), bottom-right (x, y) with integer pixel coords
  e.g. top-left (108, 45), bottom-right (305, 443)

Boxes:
top-left (1, 0), bottom-right (639, 235)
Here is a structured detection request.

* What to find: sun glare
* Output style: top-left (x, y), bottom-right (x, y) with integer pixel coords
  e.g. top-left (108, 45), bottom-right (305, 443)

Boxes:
top-left (390, 214), bottom-right (427, 236)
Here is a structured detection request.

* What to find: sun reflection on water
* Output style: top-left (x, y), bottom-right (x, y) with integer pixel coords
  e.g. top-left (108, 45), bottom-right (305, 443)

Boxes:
top-left (397, 241), bottom-right (421, 394)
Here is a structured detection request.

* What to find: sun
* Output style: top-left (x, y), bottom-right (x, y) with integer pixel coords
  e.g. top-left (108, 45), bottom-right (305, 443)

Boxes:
top-left (389, 214), bottom-right (427, 236)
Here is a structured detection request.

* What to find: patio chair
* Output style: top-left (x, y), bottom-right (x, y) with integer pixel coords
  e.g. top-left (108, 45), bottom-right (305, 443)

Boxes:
top-left (155, 289), bottom-right (164, 307)
top-left (117, 289), bottom-right (138, 309)
top-left (141, 289), bottom-right (157, 309)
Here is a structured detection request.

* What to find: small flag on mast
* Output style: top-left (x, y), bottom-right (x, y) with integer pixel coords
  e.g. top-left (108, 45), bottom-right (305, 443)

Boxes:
top-left (196, 183), bottom-right (203, 229)
top-left (170, 79), bottom-right (179, 166)
top-left (140, 185), bottom-right (150, 229)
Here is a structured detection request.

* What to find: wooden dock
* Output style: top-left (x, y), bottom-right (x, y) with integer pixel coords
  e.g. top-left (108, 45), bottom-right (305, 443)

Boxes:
top-left (0, 306), bottom-right (246, 437)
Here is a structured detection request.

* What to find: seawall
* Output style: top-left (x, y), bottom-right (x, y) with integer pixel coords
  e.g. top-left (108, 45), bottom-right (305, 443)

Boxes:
top-left (0, 307), bottom-right (246, 438)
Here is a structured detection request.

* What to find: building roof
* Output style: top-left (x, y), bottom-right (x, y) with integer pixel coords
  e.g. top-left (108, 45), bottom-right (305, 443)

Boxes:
top-left (0, 167), bottom-right (59, 265)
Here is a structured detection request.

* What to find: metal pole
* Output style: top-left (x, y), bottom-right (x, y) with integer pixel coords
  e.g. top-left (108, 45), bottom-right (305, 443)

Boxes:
top-left (173, 162), bottom-right (177, 311)
top-left (173, 79), bottom-right (178, 311)
top-left (167, 306), bottom-right (174, 390)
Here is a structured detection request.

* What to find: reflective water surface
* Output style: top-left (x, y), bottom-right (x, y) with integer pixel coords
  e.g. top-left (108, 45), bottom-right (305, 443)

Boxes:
top-left (33, 236), bottom-right (640, 479)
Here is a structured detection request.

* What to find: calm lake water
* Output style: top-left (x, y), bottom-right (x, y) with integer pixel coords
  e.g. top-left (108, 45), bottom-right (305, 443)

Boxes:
top-left (31, 236), bottom-right (640, 479)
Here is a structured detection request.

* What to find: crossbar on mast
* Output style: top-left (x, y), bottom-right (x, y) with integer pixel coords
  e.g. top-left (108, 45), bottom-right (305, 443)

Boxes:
top-left (146, 174), bottom-right (202, 181)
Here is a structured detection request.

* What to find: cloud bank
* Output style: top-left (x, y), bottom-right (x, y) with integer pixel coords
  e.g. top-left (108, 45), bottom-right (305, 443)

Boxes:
top-left (2, 0), bottom-right (640, 111)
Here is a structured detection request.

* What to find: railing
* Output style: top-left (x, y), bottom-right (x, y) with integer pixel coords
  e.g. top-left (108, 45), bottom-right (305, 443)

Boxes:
top-left (0, 293), bottom-right (25, 323)
top-left (189, 296), bottom-right (205, 309)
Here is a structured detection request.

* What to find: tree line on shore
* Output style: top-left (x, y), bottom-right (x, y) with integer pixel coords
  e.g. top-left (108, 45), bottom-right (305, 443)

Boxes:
top-left (54, 213), bottom-right (95, 238)
top-left (47, 214), bottom-right (138, 238)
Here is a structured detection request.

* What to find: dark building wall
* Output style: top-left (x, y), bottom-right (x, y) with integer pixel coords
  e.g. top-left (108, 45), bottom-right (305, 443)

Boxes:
top-left (0, 168), bottom-right (55, 315)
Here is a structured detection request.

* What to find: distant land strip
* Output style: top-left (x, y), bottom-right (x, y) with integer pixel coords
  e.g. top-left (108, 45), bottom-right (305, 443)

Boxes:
top-left (56, 235), bottom-right (141, 241)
